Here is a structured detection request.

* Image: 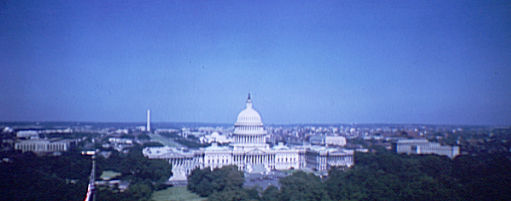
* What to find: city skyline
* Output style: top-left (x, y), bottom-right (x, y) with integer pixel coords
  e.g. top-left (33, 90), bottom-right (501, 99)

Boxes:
top-left (1, 1), bottom-right (511, 125)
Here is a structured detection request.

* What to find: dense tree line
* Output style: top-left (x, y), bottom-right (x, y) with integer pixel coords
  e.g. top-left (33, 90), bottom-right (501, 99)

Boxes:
top-left (187, 165), bottom-right (262, 201)
top-left (325, 151), bottom-right (511, 201)
top-left (4, 145), bottom-right (508, 201)
top-left (0, 144), bottom-right (172, 201)
top-left (0, 150), bottom-right (90, 201)
top-left (187, 165), bottom-right (244, 197)
top-left (187, 151), bottom-right (511, 201)
top-left (187, 165), bottom-right (329, 201)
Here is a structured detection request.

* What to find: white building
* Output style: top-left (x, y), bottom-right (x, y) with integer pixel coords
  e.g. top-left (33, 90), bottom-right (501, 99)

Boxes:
top-left (199, 132), bottom-right (232, 144)
top-left (325, 136), bottom-right (347, 146)
top-left (310, 135), bottom-right (347, 146)
top-left (16, 130), bottom-right (39, 139)
top-left (395, 139), bottom-right (460, 159)
top-left (15, 139), bottom-right (70, 153)
top-left (305, 146), bottom-right (354, 172)
top-left (143, 94), bottom-right (354, 183)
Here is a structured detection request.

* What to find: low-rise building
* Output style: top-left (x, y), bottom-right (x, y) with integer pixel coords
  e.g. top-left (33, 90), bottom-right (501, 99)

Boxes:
top-left (16, 130), bottom-right (39, 139)
top-left (395, 139), bottom-right (460, 158)
top-left (15, 139), bottom-right (70, 153)
top-left (305, 146), bottom-right (353, 172)
top-left (310, 135), bottom-right (347, 146)
top-left (199, 132), bottom-right (232, 144)
top-left (325, 136), bottom-right (347, 146)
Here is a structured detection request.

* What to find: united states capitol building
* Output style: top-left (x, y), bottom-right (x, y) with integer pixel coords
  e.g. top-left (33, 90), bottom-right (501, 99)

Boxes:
top-left (143, 95), bottom-right (354, 182)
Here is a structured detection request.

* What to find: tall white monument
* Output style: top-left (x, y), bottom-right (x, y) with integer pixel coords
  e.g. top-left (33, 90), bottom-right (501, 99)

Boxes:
top-left (146, 109), bottom-right (151, 132)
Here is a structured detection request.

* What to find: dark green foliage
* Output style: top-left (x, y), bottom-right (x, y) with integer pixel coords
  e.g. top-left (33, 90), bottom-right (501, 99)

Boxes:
top-left (261, 185), bottom-right (279, 201)
top-left (187, 165), bottom-right (244, 197)
top-left (453, 153), bottom-right (511, 201)
top-left (325, 151), bottom-right (511, 201)
top-left (188, 151), bottom-right (511, 201)
top-left (187, 167), bottom-right (213, 196)
top-left (0, 151), bottom-right (90, 201)
top-left (326, 152), bottom-right (458, 201)
top-left (0, 144), bottom-right (171, 201)
top-left (96, 181), bottom-right (153, 201)
top-left (278, 171), bottom-right (330, 201)
top-left (126, 182), bottom-right (153, 201)
top-left (245, 187), bottom-right (261, 201)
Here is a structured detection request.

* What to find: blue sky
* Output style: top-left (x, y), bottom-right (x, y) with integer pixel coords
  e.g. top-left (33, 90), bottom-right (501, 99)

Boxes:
top-left (1, 0), bottom-right (510, 125)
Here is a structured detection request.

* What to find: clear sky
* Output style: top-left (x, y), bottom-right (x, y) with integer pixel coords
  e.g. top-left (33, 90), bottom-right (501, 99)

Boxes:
top-left (1, 0), bottom-right (510, 125)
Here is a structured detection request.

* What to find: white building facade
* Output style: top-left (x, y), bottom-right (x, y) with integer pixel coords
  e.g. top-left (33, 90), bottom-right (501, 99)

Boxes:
top-left (15, 139), bottom-right (70, 153)
top-left (143, 95), bottom-right (354, 183)
top-left (395, 139), bottom-right (460, 159)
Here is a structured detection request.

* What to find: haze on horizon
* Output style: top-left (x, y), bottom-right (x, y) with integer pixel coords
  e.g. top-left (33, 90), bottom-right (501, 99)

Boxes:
top-left (1, 1), bottom-right (510, 125)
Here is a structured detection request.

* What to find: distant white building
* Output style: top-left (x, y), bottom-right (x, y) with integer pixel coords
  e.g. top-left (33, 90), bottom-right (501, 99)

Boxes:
top-left (325, 136), bottom-right (347, 146)
top-left (305, 146), bottom-right (354, 172)
top-left (143, 94), bottom-right (354, 183)
top-left (108, 138), bottom-right (133, 144)
top-left (199, 132), bottom-right (232, 144)
top-left (113, 129), bottom-right (129, 134)
top-left (310, 135), bottom-right (347, 146)
top-left (395, 139), bottom-right (460, 158)
top-left (309, 135), bottom-right (325, 145)
top-left (15, 139), bottom-right (70, 153)
top-left (2, 127), bottom-right (14, 133)
top-left (107, 138), bottom-right (134, 152)
top-left (39, 128), bottom-right (72, 134)
top-left (16, 130), bottom-right (39, 139)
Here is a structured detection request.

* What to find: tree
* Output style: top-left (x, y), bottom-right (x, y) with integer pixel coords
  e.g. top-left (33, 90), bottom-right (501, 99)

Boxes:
top-left (326, 152), bottom-right (462, 201)
top-left (261, 185), bottom-right (279, 201)
top-left (0, 150), bottom-right (89, 201)
top-left (244, 187), bottom-right (260, 201)
top-left (279, 171), bottom-right (330, 201)
top-left (453, 153), bottom-right (511, 201)
top-left (187, 168), bottom-right (213, 196)
top-left (187, 165), bottom-right (244, 197)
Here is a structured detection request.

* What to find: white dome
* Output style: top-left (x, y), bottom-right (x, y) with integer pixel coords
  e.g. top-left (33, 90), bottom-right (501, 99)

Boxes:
top-left (235, 95), bottom-right (263, 126)
top-left (232, 94), bottom-right (268, 148)
top-left (236, 107), bottom-right (262, 125)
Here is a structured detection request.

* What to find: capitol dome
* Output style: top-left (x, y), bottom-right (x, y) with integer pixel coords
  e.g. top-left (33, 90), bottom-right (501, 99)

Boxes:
top-left (235, 94), bottom-right (263, 126)
top-left (232, 94), bottom-right (267, 147)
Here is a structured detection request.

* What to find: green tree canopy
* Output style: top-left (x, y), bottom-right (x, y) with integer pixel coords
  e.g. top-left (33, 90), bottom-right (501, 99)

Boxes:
top-left (187, 165), bottom-right (244, 197)
top-left (278, 171), bottom-right (330, 201)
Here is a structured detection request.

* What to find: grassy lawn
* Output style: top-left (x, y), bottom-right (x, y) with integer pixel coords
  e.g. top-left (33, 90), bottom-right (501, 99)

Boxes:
top-left (100, 170), bottom-right (121, 180)
top-left (151, 186), bottom-right (206, 201)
